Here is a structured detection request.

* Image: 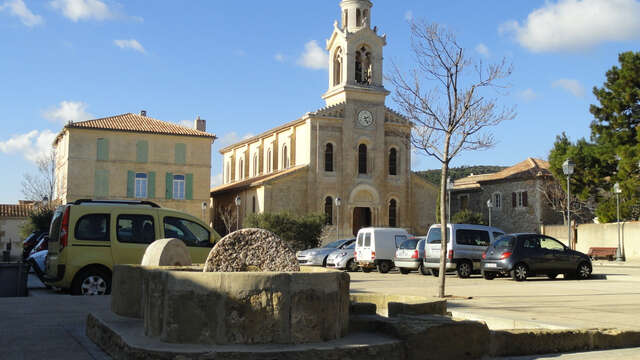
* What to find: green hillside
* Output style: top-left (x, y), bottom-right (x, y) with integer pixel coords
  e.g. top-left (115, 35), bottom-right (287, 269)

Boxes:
top-left (414, 166), bottom-right (507, 186)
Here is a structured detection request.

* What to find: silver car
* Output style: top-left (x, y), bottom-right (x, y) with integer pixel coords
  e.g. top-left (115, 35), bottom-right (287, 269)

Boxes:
top-left (326, 242), bottom-right (358, 272)
top-left (296, 239), bottom-right (355, 267)
top-left (395, 237), bottom-right (429, 275)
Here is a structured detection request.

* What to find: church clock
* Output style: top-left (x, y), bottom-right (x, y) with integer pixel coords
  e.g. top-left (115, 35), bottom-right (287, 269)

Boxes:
top-left (357, 110), bottom-right (374, 127)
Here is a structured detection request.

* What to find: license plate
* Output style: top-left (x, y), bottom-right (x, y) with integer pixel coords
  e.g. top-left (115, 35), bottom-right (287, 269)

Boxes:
top-left (486, 263), bottom-right (497, 268)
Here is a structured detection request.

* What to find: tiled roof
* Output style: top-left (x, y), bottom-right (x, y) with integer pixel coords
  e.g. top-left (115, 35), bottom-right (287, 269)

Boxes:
top-left (55, 113), bottom-right (216, 144)
top-left (211, 165), bottom-right (307, 195)
top-left (0, 204), bottom-right (33, 218)
top-left (453, 158), bottom-right (551, 190)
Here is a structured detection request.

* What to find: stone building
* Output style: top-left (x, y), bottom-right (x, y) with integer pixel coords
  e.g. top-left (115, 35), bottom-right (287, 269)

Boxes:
top-left (53, 112), bottom-right (216, 221)
top-left (450, 158), bottom-right (562, 233)
top-left (0, 203), bottom-right (33, 260)
top-left (210, 0), bottom-right (438, 237)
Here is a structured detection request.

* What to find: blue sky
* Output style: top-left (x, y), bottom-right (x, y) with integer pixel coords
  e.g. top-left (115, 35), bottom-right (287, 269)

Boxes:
top-left (1, 0), bottom-right (640, 203)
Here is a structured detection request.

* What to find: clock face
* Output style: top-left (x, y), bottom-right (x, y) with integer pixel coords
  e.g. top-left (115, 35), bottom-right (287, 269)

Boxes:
top-left (358, 110), bottom-right (374, 127)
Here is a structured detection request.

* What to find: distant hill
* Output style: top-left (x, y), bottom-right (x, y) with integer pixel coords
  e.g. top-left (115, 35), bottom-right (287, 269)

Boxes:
top-left (414, 166), bottom-right (507, 186)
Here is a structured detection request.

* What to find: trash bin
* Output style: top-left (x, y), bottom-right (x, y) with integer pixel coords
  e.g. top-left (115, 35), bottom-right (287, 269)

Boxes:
top-left (0, 262), bottom-right (29, 297)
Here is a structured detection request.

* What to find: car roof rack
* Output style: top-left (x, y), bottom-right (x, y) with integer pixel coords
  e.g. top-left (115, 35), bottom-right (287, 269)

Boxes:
top-left (70, 199), bottom-right (161, 208)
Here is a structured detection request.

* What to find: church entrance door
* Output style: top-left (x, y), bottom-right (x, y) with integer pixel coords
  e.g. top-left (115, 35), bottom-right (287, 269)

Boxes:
top-left (352, 207), bottom-right (372, 236)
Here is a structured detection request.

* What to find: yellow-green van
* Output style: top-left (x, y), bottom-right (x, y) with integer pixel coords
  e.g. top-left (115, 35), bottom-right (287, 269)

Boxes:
top-left (44, 199), bottom-right (220, 295)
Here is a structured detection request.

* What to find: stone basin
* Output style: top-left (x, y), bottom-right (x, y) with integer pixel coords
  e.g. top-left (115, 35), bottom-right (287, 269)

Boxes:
top-left (111, 265), bottom-right (350, 345)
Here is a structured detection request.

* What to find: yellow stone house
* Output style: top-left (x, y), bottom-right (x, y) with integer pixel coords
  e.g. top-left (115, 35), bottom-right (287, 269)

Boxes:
top-left (53, 112), bottom-right (216, 221)
top-left (210, 0), bottom-right (438, 237)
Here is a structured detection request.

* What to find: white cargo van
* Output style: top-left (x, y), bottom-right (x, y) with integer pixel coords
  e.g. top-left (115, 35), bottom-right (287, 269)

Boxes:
top-left (355, 227), bottom-right (410, 273)
top-left (423, 223), bottom-right (505, 278)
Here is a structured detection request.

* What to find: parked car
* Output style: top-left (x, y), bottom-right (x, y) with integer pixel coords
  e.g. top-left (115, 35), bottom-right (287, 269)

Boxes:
top-left (22, 231), bottom-right (46, 260)
top-left (296, 238), bottom-right (355, 267)
top-left (395, 236), bottom-right (428, 275)
top-left (481, 233), bottom-right (592, 281)
top-left (326, 242), bottom-right (358, 272)
top-left (423, 224), bottom-right (505, 278)
top-left (44, 199), bottom-right (221, 296)
top-left (355, 227), bottom-right (410, 273)
top-left (26, 248), bottom-right (49, 288)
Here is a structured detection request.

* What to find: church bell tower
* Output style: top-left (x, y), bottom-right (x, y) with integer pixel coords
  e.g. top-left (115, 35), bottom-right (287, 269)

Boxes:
top-left (322, 0), bottom-right (390, 107)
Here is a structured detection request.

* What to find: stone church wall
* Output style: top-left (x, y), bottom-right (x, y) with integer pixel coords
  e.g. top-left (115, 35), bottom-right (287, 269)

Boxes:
top-left (410, 174), bottom-right (438, 235)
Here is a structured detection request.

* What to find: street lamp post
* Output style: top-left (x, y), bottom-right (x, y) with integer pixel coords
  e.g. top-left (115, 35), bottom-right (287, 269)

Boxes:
top-left (446, 177), bottom-right (453, 223)
top-left (234, 195), bottom-right (241, 231)
top-left (613, 183), bottom-right (624, 261)
top-left (487, 199), bottom-right (493, 227)
top-left (562, 159), bottom-right (575, 249)
top-left (335, 197), bottom-right (342, 242)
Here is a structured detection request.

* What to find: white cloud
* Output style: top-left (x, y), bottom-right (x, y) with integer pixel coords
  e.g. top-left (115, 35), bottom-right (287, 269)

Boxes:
top-left (0, 0), bottom-right (43, 27)
top-left (50, 0), bottom-right (112, 22)
top-left (114, 39), bottom-right (145, 54)
top-left (297, 40), bottom-right (329, 70)
top-left (274, 53), bottom-right (285, 62)
top-left (552, 79), bottom-right (585, 97)
top-left (0, 130), bottom-right (57, 163)
top-left (404, 10), bottom-right (413, 22)
top-left (475, 43), bottom-right (490, 58)
top-left (175, 120), bottom-right (193, 128)
top-left (519, 88), bottom-right (538, 102)
top-left (42, 101), bottom-right (92, 124)
top-left (215, 132), bottom-right (254, 149)
top-left (500, 0), bottom-right (640, 52)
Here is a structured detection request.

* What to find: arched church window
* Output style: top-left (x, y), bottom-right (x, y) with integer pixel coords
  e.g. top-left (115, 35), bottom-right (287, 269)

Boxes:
top-left (333, 48), bottom-right (343, 87)
top-left (362, 9), bottom-right (369, 27)
top-left (282, 144), bottom-right (289, 169)
top-left (325, 143), bottom-right (334, 172)
top-left (343, 10), bottom-right (348, 29)
top-left (267, 149), bottom-right (272, 173)
top-left (239, 158), bottom-right (244, 180)
top-left (226, 161), bottom-right (231, 183)
top-left (389, 199), bottom-right (397, 227)
top-left (253, 153), bottom-right (259, 177)
top-left (389, 148), bottom-right (397, 176)
top-left (355, 46), bottom-right (373, 85)
top-left (324, 196), bottom-right (333, 225)
top-left (358, 144), bottom-right (367, 174)
top-left (356, 9), bottom-right (362, 27)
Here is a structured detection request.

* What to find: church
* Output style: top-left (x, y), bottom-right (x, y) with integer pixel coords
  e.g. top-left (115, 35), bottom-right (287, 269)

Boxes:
top-left (210, 0), bottom-right (437, 238)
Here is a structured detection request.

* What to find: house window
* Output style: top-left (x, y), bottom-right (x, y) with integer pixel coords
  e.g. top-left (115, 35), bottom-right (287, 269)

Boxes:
top-left (358, 144), bottom-right (367, 174)
top-left (493, 193), bottom-right (502, 209)
top-left (459, 194), bottom-right (469, 210)
top-left (173, 175), bottom-right (185, 200)
top-left (267, 149), bottom-right (273, 173)
top-left (389, 199), bottom-right (397, 227)
top-left (325, 196), bottom-right (333, 225)
top-left (325, 143), bottom-right (334, 172)
top-left (282, 144), bottom-right (289, 169)
top-left (135, 173), bottom-right (148, 199)
top-left (513, 191), bottom-right (528, 208)
top-left (97, 138), bottom-right (109, 161)
top-left (389, 148), bottom-right (397, 176)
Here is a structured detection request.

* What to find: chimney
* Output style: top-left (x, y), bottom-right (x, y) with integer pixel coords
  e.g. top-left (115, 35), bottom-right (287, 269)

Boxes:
top-left (194, 115), bottom-right (206, 132)
top-left (140, 110), bottom-right (147, 117)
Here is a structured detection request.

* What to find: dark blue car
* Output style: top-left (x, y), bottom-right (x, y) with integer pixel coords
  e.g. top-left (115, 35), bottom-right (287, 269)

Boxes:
top-left (481, 233), bottom-right (592, 281)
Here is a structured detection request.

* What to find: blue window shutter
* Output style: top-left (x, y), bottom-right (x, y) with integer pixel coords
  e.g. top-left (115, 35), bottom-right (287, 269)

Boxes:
top-left (175, 143), bottom-right (186, 165)
top-left (136, 141), bottom-right (148, 163)
top-left (148, 172), bottom-right (156, 199)
top-left (97, 138), bottom-right (109, 161)
top-left (165, 172), bottom-right (173, 199)
top-left (185, 173), bottom-right (193, 200)
top-left (126, 171), bottom-right (135, 198)
top-left (94, 169), bottom-right (109, 197)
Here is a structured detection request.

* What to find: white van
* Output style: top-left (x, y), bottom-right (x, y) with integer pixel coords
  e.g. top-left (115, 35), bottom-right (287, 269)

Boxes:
top-left (355, 227), bottom-right (410, 273)
top-left (423, 223), bottom-right (505, 278)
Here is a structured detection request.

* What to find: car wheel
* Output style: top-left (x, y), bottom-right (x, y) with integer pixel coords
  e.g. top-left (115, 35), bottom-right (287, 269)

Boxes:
top-left (377, 261), bottom-right (391, 274)
top-left (361, 267), bottom-right (372, 273)
top-left (430, 268), bottom-right (439, 277)
top-left (346, 259), bottom-right (359, 272)
top-left (456, 261), bottom-right (473, 279)
top-left (399, 268), bottom-right (410, 275)
top-left (71, 267), bottom-right (111, 296)
top-left (482, 271), bottom-right (496, 280)
top-left (577, 261), bottom-right (592, 280)
top-left (419, 264), bottom-right (430, 276)
top-left (511, 263), bottom-right (528, 282)
top-left (547, 273), bottom-right (558, 280)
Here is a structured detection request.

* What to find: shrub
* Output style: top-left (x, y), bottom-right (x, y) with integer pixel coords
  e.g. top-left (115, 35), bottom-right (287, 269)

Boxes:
top-left (19, 207), bottom-right (54, 239)
top-left (244, 212), bottom-right (325, 251)
top-left (452, 209), bottom-right (486, 225)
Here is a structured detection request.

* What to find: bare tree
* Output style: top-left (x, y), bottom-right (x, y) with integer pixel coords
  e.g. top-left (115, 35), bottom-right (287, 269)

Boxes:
top-left (21, 149), bottom-right (56, 204)
top-left (218, 204), bottom-right (238, 235)
top-left (389, 21), bottom-right (515, 298)
top-left (537, 178), bottom-right (595, 225)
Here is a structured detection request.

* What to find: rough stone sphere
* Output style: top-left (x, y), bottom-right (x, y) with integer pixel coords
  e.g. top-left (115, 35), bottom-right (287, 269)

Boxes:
top-left (203, 228), bottom-right (300, 272)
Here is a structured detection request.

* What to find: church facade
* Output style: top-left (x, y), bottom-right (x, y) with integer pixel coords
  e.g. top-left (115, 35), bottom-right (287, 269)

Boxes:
top-left (210, 0), bottom-right (437, 238)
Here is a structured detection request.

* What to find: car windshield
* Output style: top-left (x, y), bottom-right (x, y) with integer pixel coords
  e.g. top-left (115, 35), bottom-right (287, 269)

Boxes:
top-left (427, 227), bottom-right (451, 244)
top-left (492, 236), bottom-right (515, 250)
top-left (324, 240), bottom-right (346, 248)
top-left (399, 239), bottom-right (419, 249)
top-left (346, 243), bottom-right (355, 249)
